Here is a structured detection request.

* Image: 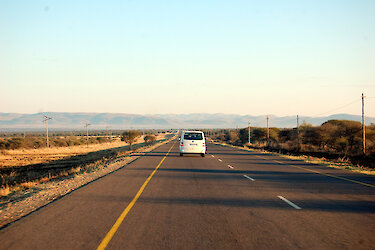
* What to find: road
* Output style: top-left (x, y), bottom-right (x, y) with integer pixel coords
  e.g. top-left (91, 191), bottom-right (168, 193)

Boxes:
top-left (1, 140), bottom-right (375, 249)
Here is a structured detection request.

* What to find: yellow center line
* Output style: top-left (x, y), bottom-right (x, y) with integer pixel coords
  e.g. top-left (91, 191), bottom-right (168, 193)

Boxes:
top-left (97, 142), bottom-right (176, 250)
top-left (255, 155), bottom-right (375, 188)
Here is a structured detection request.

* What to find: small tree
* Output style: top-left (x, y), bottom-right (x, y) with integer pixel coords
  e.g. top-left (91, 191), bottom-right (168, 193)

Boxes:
top-left (144, 135), bottom-right (156, 145)
top-left (121, 130), bottom-right (141, 150)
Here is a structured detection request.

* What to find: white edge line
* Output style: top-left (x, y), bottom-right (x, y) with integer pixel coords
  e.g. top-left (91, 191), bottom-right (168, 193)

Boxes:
top-left (243, 175), bottom-right (255, 181)
top-left (278, 196), bottom-right (302, 210)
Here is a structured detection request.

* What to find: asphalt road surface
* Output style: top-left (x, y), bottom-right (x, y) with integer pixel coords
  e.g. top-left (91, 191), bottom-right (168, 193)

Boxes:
top-left (1, 140), bottom-right (375, 249)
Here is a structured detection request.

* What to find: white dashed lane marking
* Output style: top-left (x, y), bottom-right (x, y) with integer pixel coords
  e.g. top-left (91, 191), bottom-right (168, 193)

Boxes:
top-left (243, 175), bottom-right (255, 181)
top-left (228, 165), bottom-right (234, 169)
top-left (278, 196), bottom-right (302, 210)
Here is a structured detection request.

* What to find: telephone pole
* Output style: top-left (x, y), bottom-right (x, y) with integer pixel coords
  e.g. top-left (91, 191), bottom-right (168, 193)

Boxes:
top-left (362, 93), bottom-right (366, 155)
top-left (266, 115), bottom-right (270, 147)
top-left (106, 125), bottom-right (111, 140)
top-left (248, 121), bottom-right (251, 145)
top-left (43, 115), bottom-right (52, 148)
top-left (297, 115), bottom-right (300, 151)
top-left (85, 123), bottom-right (91, 148)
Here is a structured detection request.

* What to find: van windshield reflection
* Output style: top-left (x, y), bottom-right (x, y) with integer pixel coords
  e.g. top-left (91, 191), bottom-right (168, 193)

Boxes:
top-left (183, 133), bottom-right (203, 140)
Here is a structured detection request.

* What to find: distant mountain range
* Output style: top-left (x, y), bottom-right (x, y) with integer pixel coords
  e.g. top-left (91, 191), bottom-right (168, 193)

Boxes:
top-left (0, 112), bottom-right (374, 131)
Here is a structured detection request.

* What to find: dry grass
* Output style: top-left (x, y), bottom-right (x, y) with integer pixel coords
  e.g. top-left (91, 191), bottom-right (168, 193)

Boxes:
top-left (0, 134), bottom-right (166, 168)
top-left (0, 186), bottom-right (11, 197)
top-left (0, 133), bottom-right (172, 197)
top-left (20, 181), bottom-right (38, 189)
top-left (282, 154), bottom-right (375, 176)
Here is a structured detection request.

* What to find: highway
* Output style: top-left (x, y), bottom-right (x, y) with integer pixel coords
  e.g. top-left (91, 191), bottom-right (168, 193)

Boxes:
top-left (1, 140), bottom-right (375, 249)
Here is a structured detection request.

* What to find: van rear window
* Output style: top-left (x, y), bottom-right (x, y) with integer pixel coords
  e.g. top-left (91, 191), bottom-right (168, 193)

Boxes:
top-left (183, 133), bottom-right (203, 140)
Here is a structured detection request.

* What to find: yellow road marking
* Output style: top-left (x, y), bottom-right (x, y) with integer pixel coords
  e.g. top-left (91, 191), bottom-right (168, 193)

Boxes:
top-left (97, 142), bottom-right (176, 250)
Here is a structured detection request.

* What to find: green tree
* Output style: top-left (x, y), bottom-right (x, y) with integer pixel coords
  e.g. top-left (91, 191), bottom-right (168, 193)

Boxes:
top-left (225, 130), bottom-right (240, 145)
top-left (252, 128), bottom-right (267, 144)
top-left (144, 135), bottom-right (156, 145)
top-left (121, 130), bottom-right (141, 150)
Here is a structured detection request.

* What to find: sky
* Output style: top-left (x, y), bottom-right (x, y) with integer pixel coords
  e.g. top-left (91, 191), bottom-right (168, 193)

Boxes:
top-left (1, 0), bottom-right (374, 116)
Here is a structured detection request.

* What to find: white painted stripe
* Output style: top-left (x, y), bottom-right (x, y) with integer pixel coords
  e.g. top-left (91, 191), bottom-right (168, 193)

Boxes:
top-left (243, 175), bottom-right (255, 181)
top-left (228, 165), bottom-right (234, 169)
top-left (218, 159), bottom-right (222, 162)
top-left (211, 155), bottom-right (215, 157)
top-left (278, 196), bottom-right (302, 209)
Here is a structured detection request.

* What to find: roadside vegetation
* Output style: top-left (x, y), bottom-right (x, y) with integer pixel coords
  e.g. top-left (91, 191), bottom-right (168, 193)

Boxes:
top-left (0, 130), bottom-right (173, 197)
top-left (144, 135), bottom-right (157, 145)
top-left (0, 135), bottom-right (113, 150)
top-left (121, 130), bottom-right (141, 150)
top-left (203, 120), bottom-right (375, 169)
top-left (0, 129), bottom-right (170, 150)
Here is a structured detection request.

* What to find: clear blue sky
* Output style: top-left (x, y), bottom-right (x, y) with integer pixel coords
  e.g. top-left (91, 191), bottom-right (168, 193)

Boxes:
top-left (1, 0), bottom-right (374, 116)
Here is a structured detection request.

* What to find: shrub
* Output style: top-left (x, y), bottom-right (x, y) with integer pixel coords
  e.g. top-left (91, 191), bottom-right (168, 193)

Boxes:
top-left (121, 130), bottom-right (141, 150)
top-left (144, 135), bottom-right (156, 145)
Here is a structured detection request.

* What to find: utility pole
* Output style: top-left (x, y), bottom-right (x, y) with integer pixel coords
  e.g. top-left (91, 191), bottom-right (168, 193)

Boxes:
top-left (297, 115), bottom-right (300, 151)
top-left (362, 93), bottom-right (366, 155)
top-left (85, 123), bottom-right (91, 148)
top-left (248, 121), bottom-right (251, 145)
top-left (266, 115), bottom-right (270, 147)
top-left (106, 125), bottom-right (111, 140)
top-left (43, 115), bottom-right (52, 148)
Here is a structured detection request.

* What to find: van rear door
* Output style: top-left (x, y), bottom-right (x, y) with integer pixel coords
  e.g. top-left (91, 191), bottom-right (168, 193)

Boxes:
top-left (182, 132), bottom-right (205, 153)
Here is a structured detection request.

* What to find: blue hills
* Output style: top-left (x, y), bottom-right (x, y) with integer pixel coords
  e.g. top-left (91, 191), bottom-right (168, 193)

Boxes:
top-left (0, 112), bottom-right (374, 131)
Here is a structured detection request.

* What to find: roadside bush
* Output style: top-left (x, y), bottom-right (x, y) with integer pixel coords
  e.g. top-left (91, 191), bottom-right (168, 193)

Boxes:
top-left (210, 119), bottom-right (373, 158)
top-left (0, 135), bottom-right (114, 150)
top-left (7, 138), bottom-right (25, 149)
top-left (53, 138), bottom-right (68, 147)
top-left (144, 135), bottom-right (156, 145)
top-left (96, 137), bottom-right (108, 143)
top-left (225, 131), bottom-right (240, 145)
top-left (0, 140), bottom-right (10, 149)
top-left (121, 130), bottom-right (141, 150)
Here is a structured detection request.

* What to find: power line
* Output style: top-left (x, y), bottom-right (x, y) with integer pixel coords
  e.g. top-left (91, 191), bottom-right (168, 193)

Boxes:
top-left (311, 98), bottom-right (359, 117)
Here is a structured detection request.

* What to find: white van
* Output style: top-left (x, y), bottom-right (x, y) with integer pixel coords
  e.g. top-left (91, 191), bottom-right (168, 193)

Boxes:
top-left (179, 131), bottom-right (206, 157)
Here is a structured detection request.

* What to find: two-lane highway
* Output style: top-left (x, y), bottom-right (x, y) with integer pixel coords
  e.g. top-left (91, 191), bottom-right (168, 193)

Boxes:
top-left (1, 140), bottom-right (375, 249)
